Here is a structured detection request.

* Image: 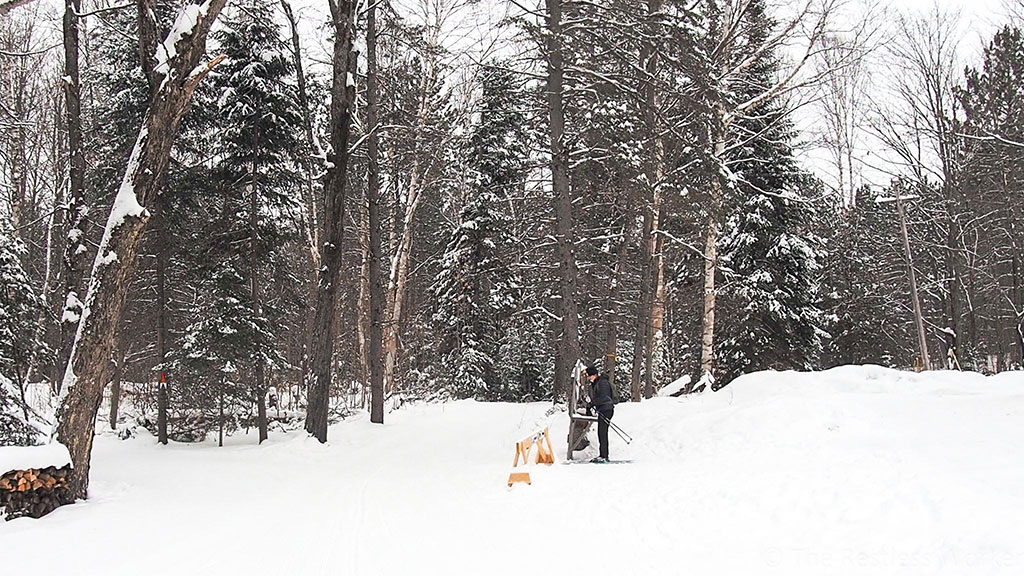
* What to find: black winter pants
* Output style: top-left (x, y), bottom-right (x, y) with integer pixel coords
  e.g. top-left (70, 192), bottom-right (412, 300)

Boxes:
top-left (597, 406), bottom-right (614, 459)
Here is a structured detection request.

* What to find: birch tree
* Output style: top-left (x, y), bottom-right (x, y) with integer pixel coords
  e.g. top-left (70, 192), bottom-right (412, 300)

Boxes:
top-left (692, 0), bottom-right (851, 391)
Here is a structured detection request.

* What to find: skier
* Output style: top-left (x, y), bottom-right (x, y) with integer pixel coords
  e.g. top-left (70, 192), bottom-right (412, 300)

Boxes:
top-left (585, 365), bottom-right (615, 462)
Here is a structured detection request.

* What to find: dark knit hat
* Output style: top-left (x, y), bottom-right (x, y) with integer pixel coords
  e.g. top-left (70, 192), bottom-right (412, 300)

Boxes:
top-left (585, 365), bottom-right (599, 377)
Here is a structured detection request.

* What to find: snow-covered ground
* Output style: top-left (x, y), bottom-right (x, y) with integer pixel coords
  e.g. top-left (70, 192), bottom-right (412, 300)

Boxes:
top-left (3, 365), bottom-right (1023, 575)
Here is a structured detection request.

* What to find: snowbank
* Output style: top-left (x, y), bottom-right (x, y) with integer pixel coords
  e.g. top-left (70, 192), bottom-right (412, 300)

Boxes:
top-left (657, 374), bottom-right (691, 396)
top-left (0, 442), bottom-right (71, 475)
top-left (3, 366), bottom-right (1024, 575)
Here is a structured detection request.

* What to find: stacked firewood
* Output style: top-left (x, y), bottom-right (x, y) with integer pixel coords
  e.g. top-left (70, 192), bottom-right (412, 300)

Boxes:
top-left (0, 465), bottom-right (74, 520)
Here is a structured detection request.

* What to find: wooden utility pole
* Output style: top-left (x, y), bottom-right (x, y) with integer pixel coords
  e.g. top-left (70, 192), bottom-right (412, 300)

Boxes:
top-left (895, 192), bottom-right (931, 370)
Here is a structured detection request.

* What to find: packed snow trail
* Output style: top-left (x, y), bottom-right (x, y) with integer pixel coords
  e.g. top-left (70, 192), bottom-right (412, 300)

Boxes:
top-left (3, 365), bottom-right (1023, 575)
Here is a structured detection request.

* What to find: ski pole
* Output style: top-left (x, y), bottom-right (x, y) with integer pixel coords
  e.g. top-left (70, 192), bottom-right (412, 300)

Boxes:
top-left (597, 412), bottom-right (632, 444)
top-left (596, 412), bottom-right (632, 442)
top-left (607, 418), bottom-right (633, 443)
top-left (609, 420), bottom-right (633, 443)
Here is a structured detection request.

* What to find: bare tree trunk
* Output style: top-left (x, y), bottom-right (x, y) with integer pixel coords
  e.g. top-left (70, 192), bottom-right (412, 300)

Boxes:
top-left (55, 0), bottom-right (228, 498)
top-left (281, 0), bottom-right (321, 267)
top-left (218, 385), bottom-right (224, 447)
top-left (383, 163), bottom-right (429, 394)
top-left (379, 17), bottom-right (446, 396)
top-left (109, 341), bottom-right (127, 430)
top-left (55, 0), bottom-right (87, 394)
top-left (699, 209), bottom-right (719, 388)
top-left (644, 206), bottom-right (666, 398)
top-left (367, 0), bottom-right (386, 424)
top-left (281, 0), bottom-right (320, 410)
top-left (357, 218), bottom-right (371, 388)
top-left (383, 126), bottom-right (440, 394)
top-left (1013, 234), bottom-right (1023, 365)
top-left (545, 0), bottom-right (582, 391)
top-left (631, 209), bottom-right (653, 401)
top-left (304, 0), bottom-right (357, 443)
top-left (154, 194), bottom-right (169, 444)
top-left (552, 316), bottom-right (565, 399)
top-left (383, 214), bottom-right (412, 395)
top-left (604, 213), bottom-right (632, 392)
top-left (631, 0), bottom-right (664, 401)
top-left (250, 157), bottom-right (268, 443)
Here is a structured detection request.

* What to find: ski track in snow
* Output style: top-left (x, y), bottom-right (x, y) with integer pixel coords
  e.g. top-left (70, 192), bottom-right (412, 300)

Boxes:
top-left (2, 365), bottom-right (1024, 575)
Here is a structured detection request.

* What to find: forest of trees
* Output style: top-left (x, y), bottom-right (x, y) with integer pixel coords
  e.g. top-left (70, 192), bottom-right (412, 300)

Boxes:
top-left (1, 0), bottom-right (1023, 493)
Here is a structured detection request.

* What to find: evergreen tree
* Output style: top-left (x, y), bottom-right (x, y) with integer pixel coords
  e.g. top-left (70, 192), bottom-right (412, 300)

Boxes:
top-left (959, 26), bottom-right (1024, 368)
top-left (822, 182), bottom-right (917, 368)
top-left (0, 234), bottom-right (46, 445)
top-left (715, 1), bottom-right (828, 387)
top-left (717, 174), bottom-right (828, 385)
top-left (85, 10), bottom-right (149, 199)
top-left (431, 64), bottom-right (528, 400)
top-left (171, 0), bottom-right (304, 436)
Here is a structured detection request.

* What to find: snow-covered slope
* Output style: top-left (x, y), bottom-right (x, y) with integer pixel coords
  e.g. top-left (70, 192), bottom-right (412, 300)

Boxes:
top-left (2, 365), bottom-right (1022, 575)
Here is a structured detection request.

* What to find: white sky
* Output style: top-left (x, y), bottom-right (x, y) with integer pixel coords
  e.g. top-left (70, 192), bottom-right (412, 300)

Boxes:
top-left (794, 0), bottom-right (1019, 194)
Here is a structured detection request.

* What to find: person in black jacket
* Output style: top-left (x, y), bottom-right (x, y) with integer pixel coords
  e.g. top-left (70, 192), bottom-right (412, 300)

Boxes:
top-left (586, 364), bottom-right (615, 462)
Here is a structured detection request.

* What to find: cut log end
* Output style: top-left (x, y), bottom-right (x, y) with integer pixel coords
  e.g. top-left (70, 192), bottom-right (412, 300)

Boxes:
top-left (1, 465), bottom-right (74, 520)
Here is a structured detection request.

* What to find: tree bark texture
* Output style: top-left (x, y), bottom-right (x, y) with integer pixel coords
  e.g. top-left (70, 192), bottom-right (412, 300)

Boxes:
top-left (367, 0), bottom-right (386, 424)
top-left (545, 0), bottom-right (582, 392)
top-left (304, 0), bottom-right (357, 443)
top-left (250, 157), bottom-right (268, 444)
top-left (281, 0), bottom-right (321, 268)
top-left (55, 0), bottom-right (229, 499)
top-left (631, 208), bottom-right (653, 401)
top-left (56, 0), bottom-right (87, 394)
top-left (632, 0), bottom-right (664, 401)
top-left (604, 213), bottom-right (633, 392)
top-left (644, 205), bottom-right (666, 399)
top-left (696, 111), bottom-right (728, 392)
top-left (155, 194), bottom-right (169, 445)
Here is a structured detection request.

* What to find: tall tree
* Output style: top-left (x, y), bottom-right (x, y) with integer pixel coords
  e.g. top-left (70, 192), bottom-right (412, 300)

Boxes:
top-left (380, 4), bottom-right (461, 397)
top-left (365, 0), bottom-right (386, 423)
top-left (431, 64), bottom-right (527, 399)
top-left (715, 2), bottom-right (828, 386)
top-left (690, 0), bottom-right (846, 391)
top-left (54, 0), bottom-right (87, 392)
top-left (544, 0), bottom-right (582, 398)
top-left (212, 0), bottom-right (304, 443)
top-left (304, 0), bottom-right (357, 442)
top-left (55, 0), bottom-right (229, 498)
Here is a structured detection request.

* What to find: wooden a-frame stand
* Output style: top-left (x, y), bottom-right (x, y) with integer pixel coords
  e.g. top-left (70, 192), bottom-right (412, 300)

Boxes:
top-left (507, 427), bottom-right (556, 486)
